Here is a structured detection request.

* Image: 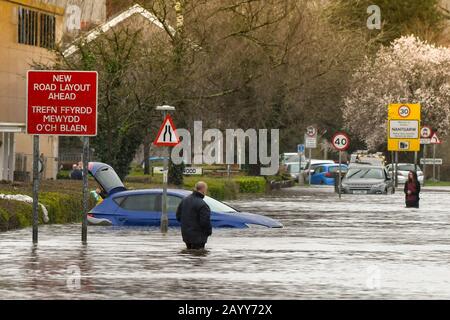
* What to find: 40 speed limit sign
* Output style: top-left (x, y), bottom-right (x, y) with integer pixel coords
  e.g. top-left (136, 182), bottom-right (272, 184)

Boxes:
top-left (332, 132), bottom-right (350, 151)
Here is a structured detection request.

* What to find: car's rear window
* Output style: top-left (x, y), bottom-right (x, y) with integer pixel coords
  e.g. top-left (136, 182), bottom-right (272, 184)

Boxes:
top-left (119, 194), bottom-right (158, 211)
top-left (397, 164), bottom-right (416, 171)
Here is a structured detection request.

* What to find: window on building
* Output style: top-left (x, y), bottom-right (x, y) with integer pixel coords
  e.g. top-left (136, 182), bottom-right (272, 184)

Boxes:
top-left (18, 7), bottom-right (38, 46)
top-left (18, 7), bottom-right (56, 49)
top-left (40, 13), bottom-right (56, 49)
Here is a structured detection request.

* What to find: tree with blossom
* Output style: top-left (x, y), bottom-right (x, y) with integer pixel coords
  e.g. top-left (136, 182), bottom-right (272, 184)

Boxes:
top-left (342, 35), bottom-right (450, 150)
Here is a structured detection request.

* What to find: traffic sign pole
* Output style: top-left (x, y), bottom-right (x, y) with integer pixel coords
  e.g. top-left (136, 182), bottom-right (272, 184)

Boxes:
top-left (308, 148), bottom-right (312, 185)
top-left (414, 151), bottom-right (418, 172)
top-left (423, 144), bottom-right (427, 186)
top-left (298, 151), bottom-right (302, 185)
top-left (338, 151), bottom-right (342, 200)
top-left (81, 137), bottom-right (89, 244)
top-left (433, 144), bottom-right (436, 181)
top-left (32, 135), bottom-right (39, 244)
top-left (161, 110), bottom-right (169, 234)
top-left (395, 152), bottom-right (399, 188)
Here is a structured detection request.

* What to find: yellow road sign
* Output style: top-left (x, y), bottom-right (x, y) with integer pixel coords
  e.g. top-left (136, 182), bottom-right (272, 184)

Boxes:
top-left (387, 104), bottom-right (421, 152)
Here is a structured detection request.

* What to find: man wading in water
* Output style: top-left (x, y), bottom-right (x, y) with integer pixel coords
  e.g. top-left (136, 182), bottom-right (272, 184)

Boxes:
top-left (176, 182), bottom-right (212, 250)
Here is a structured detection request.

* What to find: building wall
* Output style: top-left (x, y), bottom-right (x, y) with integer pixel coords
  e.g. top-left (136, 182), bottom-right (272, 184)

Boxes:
top-left (0, 0), bottom-right (65, 180)
top-left (38, 0), bottom-right (106, 34)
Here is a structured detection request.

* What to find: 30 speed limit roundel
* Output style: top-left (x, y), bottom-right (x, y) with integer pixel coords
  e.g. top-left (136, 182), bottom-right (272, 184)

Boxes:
top-left (332, 132), bottom-right (350, 151)
top-left (398, 105), bottom-right (411, 118)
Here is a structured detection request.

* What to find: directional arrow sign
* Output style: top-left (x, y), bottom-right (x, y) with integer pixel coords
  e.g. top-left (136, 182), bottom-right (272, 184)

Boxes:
top-left (153, 115), bottom-right (180, 147)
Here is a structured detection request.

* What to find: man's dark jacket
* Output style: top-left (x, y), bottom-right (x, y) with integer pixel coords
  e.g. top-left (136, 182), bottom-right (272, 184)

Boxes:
top-left (176, 191), bottom-right (212, 244)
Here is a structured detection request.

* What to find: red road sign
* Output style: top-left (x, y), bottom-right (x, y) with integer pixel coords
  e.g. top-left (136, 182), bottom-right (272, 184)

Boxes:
top-left (306, 126), bottom-right (317, 137)
top-left (153, 115), bottom-right (180, 147)
top-left (27, 70), bottom-right (98, 136)
top-left (332, 132), bottom-right (350, 151)
top-left (420, 126), bottom-right (432, 138)
top-left (430, 132), bottom-right (441, 144)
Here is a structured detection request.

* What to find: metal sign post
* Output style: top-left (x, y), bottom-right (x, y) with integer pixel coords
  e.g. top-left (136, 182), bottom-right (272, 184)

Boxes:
top-left (154, 106), bottom-right (179, 234)
top-left (331, 132), bottom-right (350, 200)
top-left (420, 126), bottom-right (432, 187)
top-left (298, 154), bottom-right (302, 184)
top-left (338, 151), bottom-right (342, 199)
top-left (423, 144), bottom-right (427, 187)
top-left (433, 144), bottom-right (436, 181)
top-left (395, 152), bottom-right (399, 188)
top-left (162, 111), bottom-right (169, 234)
top-left (32, 135), bottom-right (40, 244)
top-left (414, 152), bottom-right (418, 172)
top-left (308, 148), bottom-right (312, 185)
top-left (305, 127), bottom-right (317, 186)
top-left (81, 137), bottom-right (89, 244)
top-left (429, 132), bottom-right (442, 182)
top-left (297, 144), bottom-right (305, 185)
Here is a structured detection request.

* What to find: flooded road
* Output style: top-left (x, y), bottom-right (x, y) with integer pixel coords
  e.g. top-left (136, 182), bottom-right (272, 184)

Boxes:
top-left (1, 186), bottom-right (450, 299)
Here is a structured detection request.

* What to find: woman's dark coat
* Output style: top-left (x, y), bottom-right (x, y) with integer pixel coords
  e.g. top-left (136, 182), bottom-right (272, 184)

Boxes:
top-left (404, 171), bottom-right (421, 208)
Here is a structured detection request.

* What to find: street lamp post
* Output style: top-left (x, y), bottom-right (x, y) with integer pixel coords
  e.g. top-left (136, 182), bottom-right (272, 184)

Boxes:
top-left (155, 105), bottom-right (176, 234)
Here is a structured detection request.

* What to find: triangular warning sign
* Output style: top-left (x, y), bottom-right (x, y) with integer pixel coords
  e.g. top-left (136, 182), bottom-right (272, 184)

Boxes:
top-left (430, 133), bottom-right (441, 144)
top-left (153, 115), bottom-right (180, 147)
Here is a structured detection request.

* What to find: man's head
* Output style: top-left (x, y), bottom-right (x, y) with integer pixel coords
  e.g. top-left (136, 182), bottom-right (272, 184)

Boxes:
top-left (195, 181), bottom-right (208, 195)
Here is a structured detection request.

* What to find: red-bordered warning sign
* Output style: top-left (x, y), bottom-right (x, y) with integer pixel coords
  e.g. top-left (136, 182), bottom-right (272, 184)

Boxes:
top-left (430, 132), bottom-right (442, 144)
top-left (153, 115), bottom-right (180, 147)
top-left (332, 132), bottom-right (350, 151)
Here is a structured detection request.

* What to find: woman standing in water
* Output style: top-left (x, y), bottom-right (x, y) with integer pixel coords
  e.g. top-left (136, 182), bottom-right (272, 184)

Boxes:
top-left (404, 171), bottom-right (421, 208)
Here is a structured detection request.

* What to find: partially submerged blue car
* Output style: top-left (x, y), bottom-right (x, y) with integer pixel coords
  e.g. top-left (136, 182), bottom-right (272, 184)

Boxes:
top-left (87, 162), bottom-right (283, 229)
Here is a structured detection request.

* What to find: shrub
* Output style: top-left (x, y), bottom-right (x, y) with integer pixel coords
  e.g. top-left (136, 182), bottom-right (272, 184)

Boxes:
top-left (56, 170), bottom-right (71, 180)
top-left (0, 191), bottom-right (89, 232)
top-left (169, 161), bottom-right (185, 186)
top-left (235, 177), bottom-right (267, 193)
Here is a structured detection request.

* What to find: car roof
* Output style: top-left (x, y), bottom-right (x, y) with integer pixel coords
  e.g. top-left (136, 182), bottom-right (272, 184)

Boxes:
top-left (349, 165), bottom-right (384, 169)
top-left (111, 188), bottom-right (192, 197)
top-left (309, 160), bottom-right (335, 163)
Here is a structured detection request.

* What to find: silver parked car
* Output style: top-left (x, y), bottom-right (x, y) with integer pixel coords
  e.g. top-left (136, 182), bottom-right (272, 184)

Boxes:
top-left (386, 163), bottom-right (424, 185)
top-left (285, 162), bottom-right (307, 180)
top-left (341, 165), bottom-right (395, 195)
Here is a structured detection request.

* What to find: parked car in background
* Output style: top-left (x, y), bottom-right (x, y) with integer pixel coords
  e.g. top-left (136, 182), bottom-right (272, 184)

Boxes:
top-left (302, 159), bottom-right (335, 183)
top-left (285, 162), bottom-right (307, 181)
top-left (386, 163), bottom-right (424, 185)
top-left (310, 164), bottom-right (348, 185)
top-left (281, 153), bottom-right (299, 165)
top-left (341, 165), bottom-right (395, 195)
top-left (284, 154), bottom-right (307, 164)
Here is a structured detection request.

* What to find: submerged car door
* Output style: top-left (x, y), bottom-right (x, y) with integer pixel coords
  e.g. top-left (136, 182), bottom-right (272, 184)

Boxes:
top-left (114, 193), bottom-right (160, 226)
